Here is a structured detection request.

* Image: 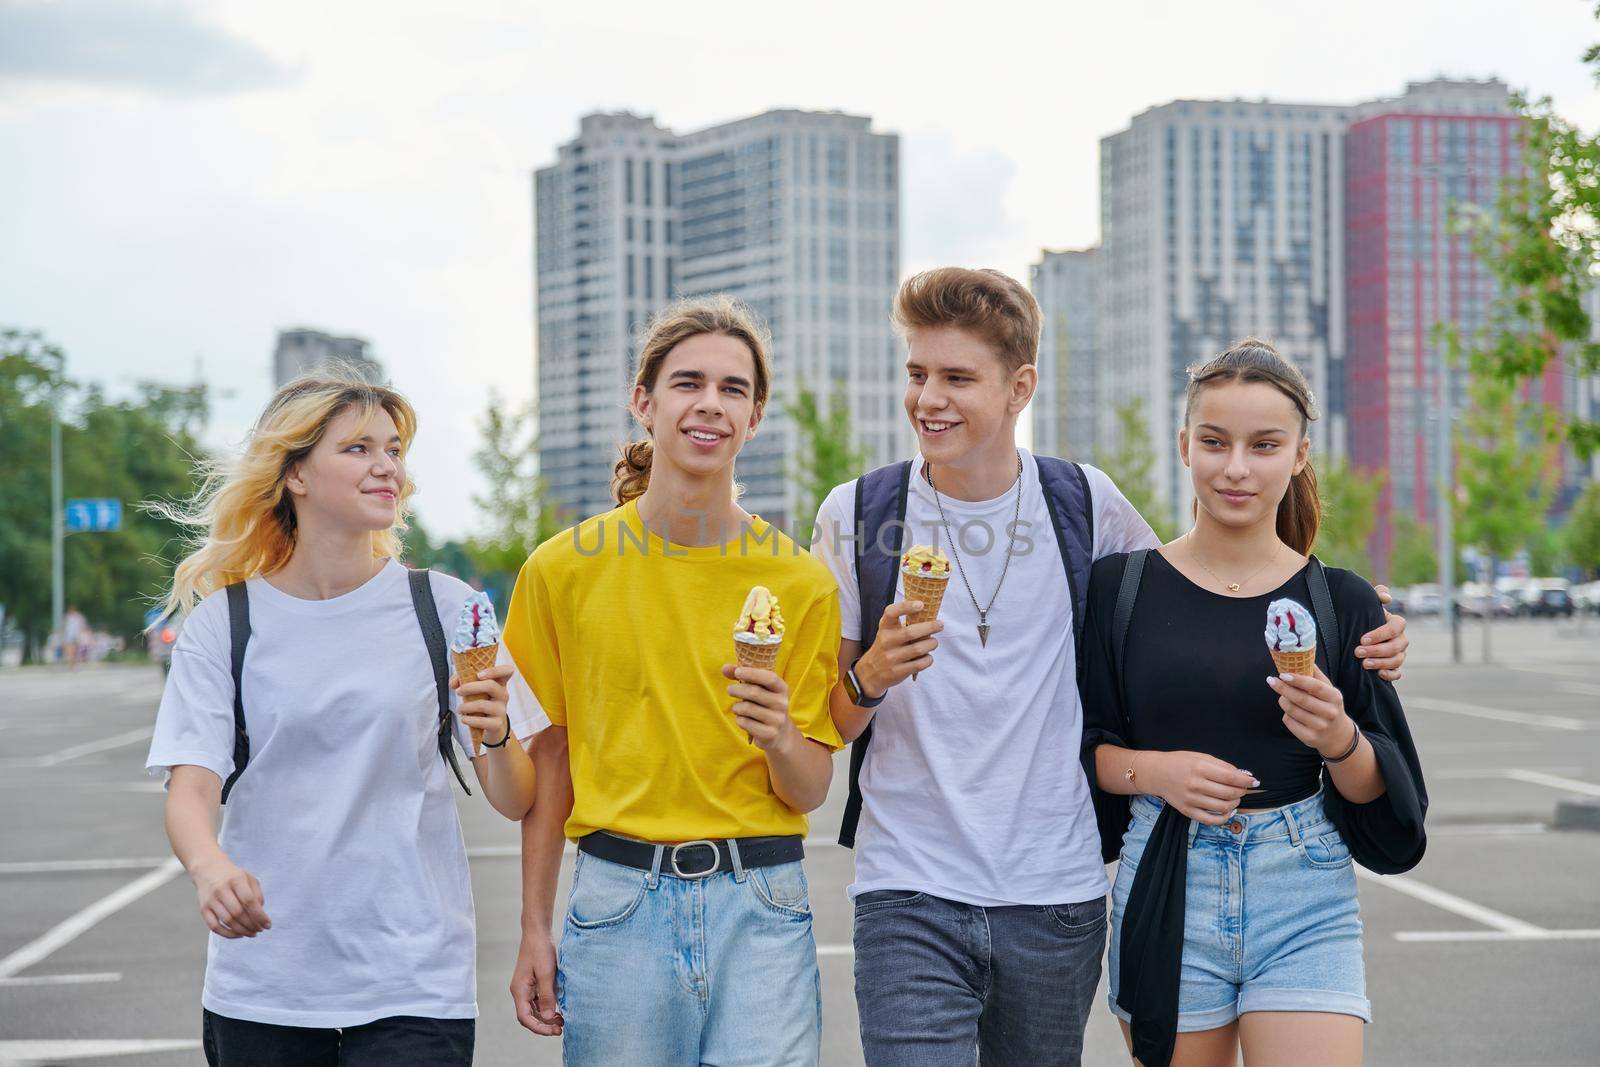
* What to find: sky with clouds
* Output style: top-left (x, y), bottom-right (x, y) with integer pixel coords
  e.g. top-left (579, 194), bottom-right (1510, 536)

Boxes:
top-left (4, 0), bottom-right (1599, 538)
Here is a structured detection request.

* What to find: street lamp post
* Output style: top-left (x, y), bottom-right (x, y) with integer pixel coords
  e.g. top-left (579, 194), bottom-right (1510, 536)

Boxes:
top-left (49, 350), bottom-right (65, 648)
top-left (1436, 382), bottom-right (1460, 664)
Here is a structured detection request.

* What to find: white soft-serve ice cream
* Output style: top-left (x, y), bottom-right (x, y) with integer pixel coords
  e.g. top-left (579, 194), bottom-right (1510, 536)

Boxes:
top-left (451, 590), bottom-right (502, 750)
top-left (1264, 597), bottom-right (1317, 674)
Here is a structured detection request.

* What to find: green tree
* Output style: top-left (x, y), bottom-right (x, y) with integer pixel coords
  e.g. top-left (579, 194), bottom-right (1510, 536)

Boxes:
top-left (463, 394), bottom-right (567, 610)
top-left (1455, 10), bottom-right (1600, 459)
top-left (1095, 398), bottom-right (1174, 541)
top-left (1565, 480), bottom-right (1600, 579)
top-left (787, 383), bottom-right (868, 536)
top-left (0, 329), bottom-right (208, 659)
top-left (1389, 514), bottom-right (1440, 588)
top-left (1314, 459), bottom-right (1383, 576)
top-left (1455, 356), bottom-right (1559, 659)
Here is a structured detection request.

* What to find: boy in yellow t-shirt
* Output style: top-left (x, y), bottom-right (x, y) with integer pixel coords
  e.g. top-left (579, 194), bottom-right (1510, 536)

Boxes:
top-left (505, 296), bottom-right (842, 1067)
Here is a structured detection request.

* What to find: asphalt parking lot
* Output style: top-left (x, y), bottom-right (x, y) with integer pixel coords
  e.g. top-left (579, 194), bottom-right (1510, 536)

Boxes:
top-left (2, 616), bottom-right (1598, 1065)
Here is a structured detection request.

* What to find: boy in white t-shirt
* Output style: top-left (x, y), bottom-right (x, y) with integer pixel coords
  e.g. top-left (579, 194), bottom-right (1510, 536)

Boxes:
top-left (812, 268), bottom-right (1412, 1066)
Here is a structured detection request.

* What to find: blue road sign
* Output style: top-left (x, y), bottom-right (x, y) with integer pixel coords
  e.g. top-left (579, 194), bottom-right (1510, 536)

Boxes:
top-left (65, 498), bottom-right (122, 533)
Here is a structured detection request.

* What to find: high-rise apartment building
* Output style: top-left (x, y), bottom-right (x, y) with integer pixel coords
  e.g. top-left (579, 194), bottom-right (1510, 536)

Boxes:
top-left (1344, 79), bottom-right (1542, 564)
top-left (1097, 98), bottom-right (1349, 527)
top-left (273, 328), bottom-right (382, 388)
top-left (1030, 248), bottom-right (1099, 461)
top-left (535, 109), bottom-right (905, 528)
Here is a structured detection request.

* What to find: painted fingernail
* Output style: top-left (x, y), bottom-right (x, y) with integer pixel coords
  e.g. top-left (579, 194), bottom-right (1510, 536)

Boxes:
top-left (1280, 673), bottom-right (1293, 681)
top-left (1251, 778), bottom-right (1261, 788)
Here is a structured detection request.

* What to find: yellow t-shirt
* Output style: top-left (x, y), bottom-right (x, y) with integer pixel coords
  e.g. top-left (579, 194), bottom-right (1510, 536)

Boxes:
top-left (503, 500), bottom-right (843, 843)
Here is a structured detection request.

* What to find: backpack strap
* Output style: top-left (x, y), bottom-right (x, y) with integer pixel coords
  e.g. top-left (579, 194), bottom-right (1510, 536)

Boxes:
top-left (1304, 555), bottom-right (1340, 676)
top-left (408, 567), bottom-right (473, 796)
top-left (839, 461), bottom-right (913, 848)
top-left (1112, 549), bottom-right (1149, 675)
top-left (1036, 457), bottom-right (1095, 656)
top-left (220, 582), bottom-right (251, 805)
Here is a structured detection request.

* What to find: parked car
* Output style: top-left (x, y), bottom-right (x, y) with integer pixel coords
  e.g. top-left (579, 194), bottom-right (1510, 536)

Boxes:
top-left (146, 609), bottom-right (185, 674)
top-left (1406, 583), bottom-right (1444, 616)
top-left (1528, 580), bottom-right (1576, 619)
top-left (1574, 582), bottom-right (1600, 615)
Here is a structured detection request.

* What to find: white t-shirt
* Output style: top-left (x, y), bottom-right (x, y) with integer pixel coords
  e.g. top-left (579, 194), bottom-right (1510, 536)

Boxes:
top-left (146, 559), bottom-right (549, 1028)
top-left (812, 450), bottom-right (1159, 907)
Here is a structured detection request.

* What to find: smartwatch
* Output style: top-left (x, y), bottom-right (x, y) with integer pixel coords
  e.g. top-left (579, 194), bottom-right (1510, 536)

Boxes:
top-left (844, 656), bottom-right (887, 708)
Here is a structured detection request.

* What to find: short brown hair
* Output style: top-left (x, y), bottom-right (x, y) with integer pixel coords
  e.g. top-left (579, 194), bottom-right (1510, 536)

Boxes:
top-left (892, 267), bottom-right (1041, 373)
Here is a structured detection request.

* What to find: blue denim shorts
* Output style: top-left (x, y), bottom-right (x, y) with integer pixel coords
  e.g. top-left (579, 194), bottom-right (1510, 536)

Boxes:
top-left (557, 852), bottom-right (821, 1067)
top-left (1108, 791), bottom-right (1370, 1030)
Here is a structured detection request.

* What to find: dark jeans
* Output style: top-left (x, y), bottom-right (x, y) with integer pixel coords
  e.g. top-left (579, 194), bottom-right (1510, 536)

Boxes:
top-left (202, 1009), bottom-right (473, 1066)
top-left (853, 890), bottom-right (1106, 1067)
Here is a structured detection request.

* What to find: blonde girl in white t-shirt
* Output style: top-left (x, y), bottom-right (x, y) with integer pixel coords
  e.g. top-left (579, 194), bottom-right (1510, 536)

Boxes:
top-left (146, 371), bottom-right (550, 1066)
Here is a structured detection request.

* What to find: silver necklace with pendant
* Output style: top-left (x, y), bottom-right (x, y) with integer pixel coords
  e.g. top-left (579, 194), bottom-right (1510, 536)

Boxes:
top-left (927, 451), bottom-right (1024, 648)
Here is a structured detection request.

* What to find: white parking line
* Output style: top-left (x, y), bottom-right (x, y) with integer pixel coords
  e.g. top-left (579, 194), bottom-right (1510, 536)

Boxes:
top-left (0, 971), bottom-right (122, 987)
top-left (1502, 769), bottom-right (1600, 798)
top-left (0, 858), bottom-right (169, 875)
top-left (816, 944), bottom-right (854, 956)
top-left (1354, 868), bottom-right (1544, 935)
top-left (1407, 697), bottom-right (1588, 732)
top-left (23, 726), bottom-right (155, 768)
top-left (1508, 664), bottom-right (1598, 681)
top-left (1560, 682), bottom-right (1600, 697)
top-left (0, 859), bottom-right (183, 979)
top-left (1395, 929), bottom-right (1600, 943)
top-left (0, 1039), bottom-right (201, 1064)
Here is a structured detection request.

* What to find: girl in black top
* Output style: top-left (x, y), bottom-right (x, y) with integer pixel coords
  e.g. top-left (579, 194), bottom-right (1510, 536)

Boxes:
top-left (1080, 339), bottom-right (1426, 1067)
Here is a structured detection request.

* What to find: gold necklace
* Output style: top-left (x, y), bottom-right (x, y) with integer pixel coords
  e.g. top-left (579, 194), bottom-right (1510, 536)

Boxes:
top-left (1187, 533), bottom-right (1280, 593)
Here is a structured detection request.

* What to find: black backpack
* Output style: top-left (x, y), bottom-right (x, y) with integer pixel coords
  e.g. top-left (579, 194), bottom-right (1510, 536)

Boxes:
top-left (220, 568), bottom-right (473, 803)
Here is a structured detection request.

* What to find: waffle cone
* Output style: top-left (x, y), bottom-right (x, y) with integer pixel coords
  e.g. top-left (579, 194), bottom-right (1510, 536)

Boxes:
top-left (1270, 647), bottom-right (1317, 676)
top-left (902, 572), bottom-right (950, 624)
top-left (734, 637), bottom-right (782, 671)
top-left (453, 643), bottom-right (500, 750)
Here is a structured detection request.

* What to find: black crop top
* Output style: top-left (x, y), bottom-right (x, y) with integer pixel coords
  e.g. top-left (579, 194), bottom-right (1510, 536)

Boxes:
top-left (1087, 551), bottom-right (1337, 807)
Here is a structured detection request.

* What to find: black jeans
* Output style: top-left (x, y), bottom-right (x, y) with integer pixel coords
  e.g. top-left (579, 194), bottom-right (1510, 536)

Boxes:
top-left (853, 890), bottom-right (1107, 1067)
top-left (202, 1009), bottom-right (474, 1066)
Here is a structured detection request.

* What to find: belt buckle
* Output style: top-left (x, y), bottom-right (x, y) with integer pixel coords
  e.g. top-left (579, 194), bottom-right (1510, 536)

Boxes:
top-left (669, 840), bottom-right (720, 879)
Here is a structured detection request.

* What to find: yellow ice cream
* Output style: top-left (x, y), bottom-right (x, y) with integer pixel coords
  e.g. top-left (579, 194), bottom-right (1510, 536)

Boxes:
top-left (735, 585), bottom-right (786, 641)
top-left (901, 545), bottom-right (951, 578)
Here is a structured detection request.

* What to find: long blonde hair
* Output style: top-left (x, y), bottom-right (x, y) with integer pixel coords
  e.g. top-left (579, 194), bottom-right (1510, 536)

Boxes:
top-left (152, 369), bottom-right (418, 616)
top-left (612, 295), bottom-right (773, 505)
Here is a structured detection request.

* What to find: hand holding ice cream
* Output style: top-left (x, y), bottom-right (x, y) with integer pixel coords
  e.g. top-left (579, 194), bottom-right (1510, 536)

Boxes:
top-left (1263, 597), bottom-right (1356, 758)
top-left (451, 591), bottom-right (506, 752)
top-left (727, 586), bottom-right (796, 747)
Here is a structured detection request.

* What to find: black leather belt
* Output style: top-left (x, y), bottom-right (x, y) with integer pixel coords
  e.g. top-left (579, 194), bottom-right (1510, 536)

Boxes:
top-left (578, 831), bottom-right (804, 880)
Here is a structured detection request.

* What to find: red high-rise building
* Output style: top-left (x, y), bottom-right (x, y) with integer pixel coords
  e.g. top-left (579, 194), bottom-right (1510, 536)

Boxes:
top-left (1344, 80), bottom-right (1563, 573)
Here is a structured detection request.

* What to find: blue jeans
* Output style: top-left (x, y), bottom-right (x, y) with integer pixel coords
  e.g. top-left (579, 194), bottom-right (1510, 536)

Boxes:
top-left (1109, 792), bottom-right (1370, 1030)
top-left (852, 890), bottom-right (1106, 1067)
top-left (557, 851), bottom-right (822, 1067)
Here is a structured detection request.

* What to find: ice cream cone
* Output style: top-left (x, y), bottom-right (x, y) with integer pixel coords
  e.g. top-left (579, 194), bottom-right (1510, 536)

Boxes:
top-left (1269, 647), bottom-right (1316, 676)
top-left (734, 635), bottom-right (782, 671)
top-left (453, 643), bottom-right (500, 750)
top-left (903, 572), bottom-right (950, 624)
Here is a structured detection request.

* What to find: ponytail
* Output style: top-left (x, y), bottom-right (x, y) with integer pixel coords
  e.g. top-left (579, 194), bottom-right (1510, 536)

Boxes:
top-left (613, 440), bottom-right (654, 505)
top-left (1278, 461), bottom-right (1320, 556)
